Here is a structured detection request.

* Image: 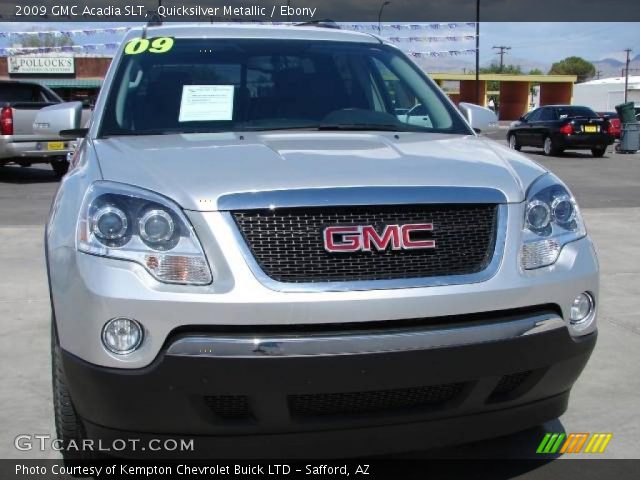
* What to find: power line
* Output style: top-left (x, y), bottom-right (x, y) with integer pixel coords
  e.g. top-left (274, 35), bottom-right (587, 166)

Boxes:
top-left (492, 45), bottom-right (511, 72)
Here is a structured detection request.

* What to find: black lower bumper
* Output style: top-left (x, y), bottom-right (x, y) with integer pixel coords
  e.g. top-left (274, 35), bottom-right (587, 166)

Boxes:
top-left (553, 133), bottom-right (614, 149)
top-left (62, 328), bottom-right (596, 458)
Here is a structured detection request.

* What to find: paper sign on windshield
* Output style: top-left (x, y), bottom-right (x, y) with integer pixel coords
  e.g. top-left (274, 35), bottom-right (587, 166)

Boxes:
top-left (178, 85), bottom-right (234, 122)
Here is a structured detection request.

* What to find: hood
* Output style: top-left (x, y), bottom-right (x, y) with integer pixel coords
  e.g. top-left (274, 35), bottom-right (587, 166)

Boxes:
top-left (92, 132), bottom-right (546, 210)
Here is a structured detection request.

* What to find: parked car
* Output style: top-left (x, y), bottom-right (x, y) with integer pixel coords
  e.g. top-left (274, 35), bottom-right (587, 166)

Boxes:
top-left (507, 105), bottom-right (615, 157)
top-left (0, 80), bottom-right (90, 177)
top-left (44, 24), bottom-right (597, 459)
top-left (597, 112), bottom-right (621, 139)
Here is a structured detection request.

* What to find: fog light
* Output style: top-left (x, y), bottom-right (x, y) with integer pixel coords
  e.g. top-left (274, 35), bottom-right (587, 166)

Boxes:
top-left (102, 318), bottom-right (143, 354)
top-left (570, 292), bottom-right (594, 324)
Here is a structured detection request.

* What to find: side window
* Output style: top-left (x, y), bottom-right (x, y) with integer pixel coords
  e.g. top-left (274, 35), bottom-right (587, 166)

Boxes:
top-left (540, 108), bottom-right (556, 121)
top-left (527, 109), bottom-right (542, 122)
top-left (370, 58), bottom-right (432, 128)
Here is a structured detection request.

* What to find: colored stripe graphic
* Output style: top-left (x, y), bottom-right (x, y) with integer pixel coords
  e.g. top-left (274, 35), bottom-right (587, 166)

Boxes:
top-left (538, 433), bottom-right (613, 454)
top-left (536, 433), bottom-right (565, 454)
top-left (585, 433), bottom-right (613, 453)
top-left (560, 433), bottom-right (589, 453)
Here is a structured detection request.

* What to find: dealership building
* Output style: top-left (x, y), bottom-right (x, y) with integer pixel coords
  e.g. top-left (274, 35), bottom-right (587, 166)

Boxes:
top-left (0, 55), bottom-right (109, 103)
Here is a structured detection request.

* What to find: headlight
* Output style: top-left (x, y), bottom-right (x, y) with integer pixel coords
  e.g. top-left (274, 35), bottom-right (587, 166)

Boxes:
top-left (521, 173), bottom-right (586, 269)
top-left (77, 181), bottom-right (212, 285)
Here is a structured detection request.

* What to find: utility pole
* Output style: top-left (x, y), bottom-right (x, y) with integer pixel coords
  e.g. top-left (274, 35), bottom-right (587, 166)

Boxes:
top-left (475, 0), bottom-right (480, 105)
top-left (595, 70), bottom-right (602, 79)
top-left (623, 48), bottom-right (632, 103)
top-left (493, 45), bottom-right (511, 72)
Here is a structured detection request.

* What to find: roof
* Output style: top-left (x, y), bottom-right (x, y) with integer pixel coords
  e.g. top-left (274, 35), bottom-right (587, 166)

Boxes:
top-left (124, 24), bottom-right (380, 44)
top-left (579, 76), bottom-right (640, 85)
top-left (430, 73), bottom-right (577, 83)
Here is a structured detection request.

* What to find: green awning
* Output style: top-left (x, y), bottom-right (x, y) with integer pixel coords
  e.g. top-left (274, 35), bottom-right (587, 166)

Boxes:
top-left (30, 78), bottom-right (103, 89)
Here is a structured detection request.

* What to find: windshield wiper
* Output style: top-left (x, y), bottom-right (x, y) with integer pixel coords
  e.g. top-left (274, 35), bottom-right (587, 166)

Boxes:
top-left (318, 123), bottom-right (403, 132)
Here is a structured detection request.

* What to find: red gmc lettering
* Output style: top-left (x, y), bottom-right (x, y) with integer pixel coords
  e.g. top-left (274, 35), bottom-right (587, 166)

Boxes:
top-left (323, 226), bottom-right (361, 252)
top-left (401, 223), bottom-right (435, 249)
top-left (324, 224), bottom-right (435, 252)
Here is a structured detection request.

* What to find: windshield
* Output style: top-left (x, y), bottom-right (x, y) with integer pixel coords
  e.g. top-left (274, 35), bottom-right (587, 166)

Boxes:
top-left (99, 38), bottom-right (471, 137)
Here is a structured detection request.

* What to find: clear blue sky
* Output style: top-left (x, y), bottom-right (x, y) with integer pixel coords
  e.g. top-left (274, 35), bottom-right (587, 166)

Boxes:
top-left (480, 23), bottom-right (638, 63)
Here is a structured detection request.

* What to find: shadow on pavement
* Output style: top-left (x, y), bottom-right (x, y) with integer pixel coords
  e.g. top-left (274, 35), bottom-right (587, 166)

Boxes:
top-left (0, 165), bottom-right (59, 184)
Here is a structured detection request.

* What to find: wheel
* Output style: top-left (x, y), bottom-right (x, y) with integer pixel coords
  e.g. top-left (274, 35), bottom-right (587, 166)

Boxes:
top-left (591, 146), bottom-right (607, 157)
top-left (543, 136), bottom-right (560, 156)
top-left (51, 158), bottom-right (69, 178)
top-left (508, 134), bottom-right (521, 151)
top-left (51, 319), bottom-right (92, 462)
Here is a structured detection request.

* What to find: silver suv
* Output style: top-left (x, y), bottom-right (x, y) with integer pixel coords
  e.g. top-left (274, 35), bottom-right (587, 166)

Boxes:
top-left (45, 24), bottom-right (597, 459)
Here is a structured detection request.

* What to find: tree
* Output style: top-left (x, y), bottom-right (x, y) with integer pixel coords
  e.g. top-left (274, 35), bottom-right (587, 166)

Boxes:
top-left (548, 56), bottom-right (595, 82)
top-left (21, 33), bottom-right (74, 48)
top-left (529, 68), bottom-right (544, 75)
top-left (480, 62), bottom-right (523, 91)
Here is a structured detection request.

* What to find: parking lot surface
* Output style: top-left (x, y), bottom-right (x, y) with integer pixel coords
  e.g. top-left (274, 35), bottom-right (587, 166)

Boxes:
top-left (1, 140), bottom-right (639, 462)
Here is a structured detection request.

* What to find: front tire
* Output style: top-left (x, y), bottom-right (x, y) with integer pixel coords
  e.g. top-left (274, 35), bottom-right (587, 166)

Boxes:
top-left (508, 134), bottom-right (521, 151)
top-left (543, 136), bottom-right (560, 156)
top-left (51, 320), bottom-right (91, 462)
top-left (591, 146), bottom-right (607, 157)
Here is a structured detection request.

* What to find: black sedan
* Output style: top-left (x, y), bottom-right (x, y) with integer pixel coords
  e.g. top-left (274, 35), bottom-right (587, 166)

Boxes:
top-left (507, 105), bottom-right (615, 157)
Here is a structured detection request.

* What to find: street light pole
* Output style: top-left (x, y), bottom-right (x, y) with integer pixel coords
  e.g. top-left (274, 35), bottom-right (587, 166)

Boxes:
top-left (378, 1), bottom-right (390, 34)
top-left (624, 48), bottom-right (632, 103)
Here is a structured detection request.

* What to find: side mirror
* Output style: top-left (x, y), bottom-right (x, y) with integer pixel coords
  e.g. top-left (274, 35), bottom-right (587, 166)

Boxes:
top-left (33, 102), bottom-right (82, 136)
top-left (519, 116), bottom-right (526, 122)
top-left (458, 102), bottom-right (499, 135)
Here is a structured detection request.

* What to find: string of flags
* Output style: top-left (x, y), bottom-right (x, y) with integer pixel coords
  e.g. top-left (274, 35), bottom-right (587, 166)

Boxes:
top-left (407, 49), bottom-right (477, 58)
top-left (0, 27), bottom-right (131, 38)
top-left (0, 44), bottom-right (120, 55)
top-left (343, 23), bottom-right (476, 31)
top-left (0, 22), bottom-right (477, 56)
top-left (0, 43), bottom-right (477, 57)
top-left (0, 22), bottom-right (475, 39)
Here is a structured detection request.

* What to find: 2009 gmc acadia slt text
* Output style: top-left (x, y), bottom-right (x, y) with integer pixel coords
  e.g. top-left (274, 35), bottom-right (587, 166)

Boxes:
top-left (44, 24), bottom-right (598, 459)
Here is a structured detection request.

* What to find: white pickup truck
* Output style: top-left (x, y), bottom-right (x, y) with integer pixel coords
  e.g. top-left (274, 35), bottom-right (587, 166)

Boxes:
top-left (0, 80), bottom-right (90, 177)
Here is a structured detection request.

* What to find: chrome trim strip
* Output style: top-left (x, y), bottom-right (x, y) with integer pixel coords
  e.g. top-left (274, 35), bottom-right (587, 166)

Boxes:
top-left (166, 314), bottom-right (565, 358)
top-left (217, 186), bottom-right (508, 211)
top-left (223, 203), bottom-right (507, 292)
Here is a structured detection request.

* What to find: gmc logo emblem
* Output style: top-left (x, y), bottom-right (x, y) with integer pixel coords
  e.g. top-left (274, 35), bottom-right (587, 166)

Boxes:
top-left (324, 224), bottom-right (436, 252)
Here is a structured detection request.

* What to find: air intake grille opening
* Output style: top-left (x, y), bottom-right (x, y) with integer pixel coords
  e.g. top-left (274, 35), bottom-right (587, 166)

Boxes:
top-left (232, 204), bottom-right (498, 283)
top-left (204, 395), bottom-right (251, 420)
top-left (289, 383), bottom-right (465, 418)
top-left (489, 371), bottom-right (533, 401)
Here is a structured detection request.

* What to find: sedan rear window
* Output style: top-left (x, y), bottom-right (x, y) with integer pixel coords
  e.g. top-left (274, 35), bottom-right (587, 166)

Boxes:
top-left (557, 106), bottom-right (597, 119)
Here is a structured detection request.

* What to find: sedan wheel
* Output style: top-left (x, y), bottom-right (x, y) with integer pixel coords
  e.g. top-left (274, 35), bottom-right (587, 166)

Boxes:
top-left (508, 134), bottom-right (521, 151)
top-left (543, 137), bottom-right (559, 156)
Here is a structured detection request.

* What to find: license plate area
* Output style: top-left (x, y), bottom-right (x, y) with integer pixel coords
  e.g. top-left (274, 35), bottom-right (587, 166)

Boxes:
top-left (47, 141), bottom-right (65, 151)
top-left (583, 125), bottom-right (598, 133)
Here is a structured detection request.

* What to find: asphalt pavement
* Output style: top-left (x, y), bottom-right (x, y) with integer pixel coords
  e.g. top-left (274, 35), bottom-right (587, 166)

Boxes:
top-left (0, 140), bottom-right (639, 464)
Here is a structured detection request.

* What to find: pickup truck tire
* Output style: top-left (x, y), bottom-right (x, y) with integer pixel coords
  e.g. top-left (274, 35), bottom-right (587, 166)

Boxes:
top-left (591, 146), bottom-right (607, 157)
top-left (51, 320), bottom-right (92, 463)
top-left (51, 158), bottom-right (69, 178)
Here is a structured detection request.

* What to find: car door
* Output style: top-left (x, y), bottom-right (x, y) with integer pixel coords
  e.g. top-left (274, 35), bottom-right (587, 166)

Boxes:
top-left (515, 109), bottom-right (540, 146)
top-left (529, 107), bottom-right (555, 147)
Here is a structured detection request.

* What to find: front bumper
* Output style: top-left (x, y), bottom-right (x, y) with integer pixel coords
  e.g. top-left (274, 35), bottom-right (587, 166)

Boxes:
top-left (62, 326), bottom-right (596, 458)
